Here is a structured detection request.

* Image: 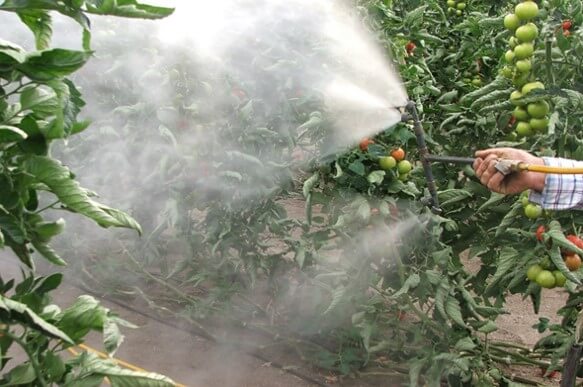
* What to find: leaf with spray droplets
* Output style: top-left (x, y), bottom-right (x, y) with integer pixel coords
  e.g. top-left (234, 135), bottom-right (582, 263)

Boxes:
top-left (391, 274), bottom-right (420, 298)
top-left (367, 170), bottom-right (385, 185)
top-left (24, 156), bottom-right (142, 234)
top-left (323, 286), bottom-right (346, 315)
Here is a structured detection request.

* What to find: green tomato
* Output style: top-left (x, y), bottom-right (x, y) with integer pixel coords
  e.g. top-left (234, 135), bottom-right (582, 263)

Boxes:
top-left (516, 121), bottom-right (533, 137)
top-left (513, 72), bottom-right (530, 88)
top-left (447, 0), bottom-right (456, 7)
top-left (530, 117), bottom-right (549, 132)
top-left (527, 264), bottom-right (543, 281)
top-left (522, 81), bottom-right (545, 95)
top-left (510, 90), bottom-right (525, 106)
top-left (504, 13), bottom-right (521, 30)
top-left (553, 270), bottom-right (567, 287)
top-left (398, 173), bottom-right (408, 182)
top-left (514, 43), bottom-right (534, 59)
top-left (501, 66), bottom-right (514, 78)
top-left (472, 78), bottom-right (482, 86)
top-left (515, 23), bottom-right (539, 42)
top-left (515, 1), bottom-right (539, 21)
top-left (527, 101), bottom-right (550, 118)
top-left (397, 160), bottom-right (412, 174)
top-left (513, 106), bottom-right (530, 121)
top-left (456, 9), bottom-right (462, 16)
top-left (457, 2), bottom-right (466, 10)
top-left (515, 59), bottom-right (532, 73)
top-left (505, 50), bottom-right (515, 63)
top-left (525, 203), bottom-right (543, 219)
top-left (536, 270), bottom-right (556, 289)
top-left (379, 156), bottom-right (397, 170)
top-left (509, 36), bottom-right (519, 48)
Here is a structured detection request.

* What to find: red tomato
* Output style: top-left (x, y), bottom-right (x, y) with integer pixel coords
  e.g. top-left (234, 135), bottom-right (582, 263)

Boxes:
top-left (359, 138), bottom-right (375, 151)
top-left (566, 234), bottom-right (583, 251)
top-left (562, 20), bottom-right (573, 30)
top-left (405, 41), bottom-right (416, 55)
top-left (536, 225), bottom-right (546, 242)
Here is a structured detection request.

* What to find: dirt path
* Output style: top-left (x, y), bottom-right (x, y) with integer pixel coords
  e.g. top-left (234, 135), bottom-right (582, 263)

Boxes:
top-left (0, 236), bottom-right (572, 387)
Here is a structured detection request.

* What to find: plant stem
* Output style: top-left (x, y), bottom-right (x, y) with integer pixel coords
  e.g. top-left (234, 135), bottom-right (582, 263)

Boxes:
top-left (545, 37), bottom-right (554, 86)
top-left (5, 330), bottom-right (47, 387)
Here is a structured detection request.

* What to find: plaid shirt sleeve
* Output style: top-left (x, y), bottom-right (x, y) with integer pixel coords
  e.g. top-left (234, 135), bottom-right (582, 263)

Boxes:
top-left (528, 157), bottom-right (583, 210)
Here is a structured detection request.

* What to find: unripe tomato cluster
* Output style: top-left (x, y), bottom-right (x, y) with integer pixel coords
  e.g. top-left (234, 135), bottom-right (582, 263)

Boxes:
top-left (526, 230), bottom-right (583, 289)
top-left (520, 190), bottom-right (543, 219)
top-left (462, 71), bottom-right (482, 87)
top-left (446, 0), bottom-right (467, 16)
top-left (378, 147), bottom-right (412, 181)
top-left (501, 1), bottom-right (551, 137)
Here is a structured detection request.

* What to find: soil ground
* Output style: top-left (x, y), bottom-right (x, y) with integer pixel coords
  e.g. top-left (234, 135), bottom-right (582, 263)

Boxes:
top-left (1, 249), bottom-right (570, 386)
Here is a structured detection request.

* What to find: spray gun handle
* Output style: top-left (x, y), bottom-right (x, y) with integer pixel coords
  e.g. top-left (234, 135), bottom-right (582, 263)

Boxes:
top-left (494, 159), bottom-right (523, 176)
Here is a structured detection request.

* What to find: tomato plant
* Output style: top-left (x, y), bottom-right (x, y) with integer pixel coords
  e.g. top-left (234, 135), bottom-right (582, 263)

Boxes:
top-left (0, 1), bottom-right (177, 385)
top-left (28, 0), bottom-right (583, 385)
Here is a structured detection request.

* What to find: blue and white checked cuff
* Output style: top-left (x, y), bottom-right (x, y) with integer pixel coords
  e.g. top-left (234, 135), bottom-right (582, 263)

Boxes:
top-left (529, 157), bottom-right (583, 210)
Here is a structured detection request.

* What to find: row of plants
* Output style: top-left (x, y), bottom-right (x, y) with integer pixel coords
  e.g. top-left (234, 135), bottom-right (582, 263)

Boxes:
top-left (4, 0), bottom-right (583, 385)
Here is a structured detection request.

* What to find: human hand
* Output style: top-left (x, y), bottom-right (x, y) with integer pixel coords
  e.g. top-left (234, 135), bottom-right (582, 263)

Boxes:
top-left (473, 148), bottom-right (546, 195)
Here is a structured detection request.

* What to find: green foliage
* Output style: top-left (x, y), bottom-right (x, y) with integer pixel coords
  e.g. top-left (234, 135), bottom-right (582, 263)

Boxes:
top-left (29, 0), bottom-right (583, 385)
top-left (0, 0), bottom-right (176, 385)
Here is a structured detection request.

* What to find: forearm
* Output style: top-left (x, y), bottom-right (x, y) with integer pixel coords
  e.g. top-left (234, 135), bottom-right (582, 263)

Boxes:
top-left (529, 157), bottom-right (583, 210)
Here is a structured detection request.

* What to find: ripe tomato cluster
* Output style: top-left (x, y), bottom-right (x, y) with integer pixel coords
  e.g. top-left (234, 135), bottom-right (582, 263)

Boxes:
top-left (405, 41), bottom-right (416, 56)
top-left (445, 0), bottom-right (466, 16)
top-left (526, 228), bottom-right (583, 289)
top-left (501, 1), bottom-right (551, 137)
top-left (561, 19), bottom-right (573, 37)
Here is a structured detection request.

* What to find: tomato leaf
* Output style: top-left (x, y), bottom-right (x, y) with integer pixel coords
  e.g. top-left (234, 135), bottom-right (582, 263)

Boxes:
top-left (17, 9), bottom-right (52, 50)
top-left (392, 273), bottom-right (420, 298)
top-left (103, 319), bottom-right (124, 357)
top-left (445, 296), bottom-right (466, 328)
top-left (31, 240), bottom-right (67, 266)
top-left (486, 247), bottom-right (519, 292)
top-left (0, 125), bottom-right (28, 142)
top-left (24, 156), bottom-right (141, 233)
top-left (0, 295), bottom-right (73, 344)
top-left (17, 49), bottom-right (92, 81)
top-left (1, 363), bottom-right (37, 385)
top-left (85, 0), bottom-right (174, 19)
top-left (549, 247), bottom-right (581, 285)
